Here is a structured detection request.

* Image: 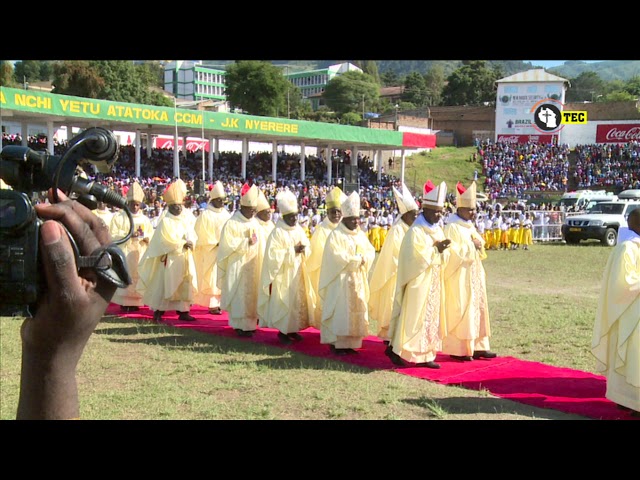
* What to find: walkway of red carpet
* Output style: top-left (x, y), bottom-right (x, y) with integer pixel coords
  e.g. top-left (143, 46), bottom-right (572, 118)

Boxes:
top-left (105, 303), bottom-right (638, 421)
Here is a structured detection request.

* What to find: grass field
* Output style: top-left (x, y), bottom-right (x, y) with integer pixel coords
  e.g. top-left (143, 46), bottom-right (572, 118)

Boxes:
top-left (0, 147), bottom-right (614, 420)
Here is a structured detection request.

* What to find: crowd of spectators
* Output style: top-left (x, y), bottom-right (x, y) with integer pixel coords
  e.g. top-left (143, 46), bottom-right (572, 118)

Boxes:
top-left (479, 140), bottom-right (640, 200)
top-left (479, 141), bottom-right (571, 200)
top-left (572, 142), bottom-right (640, 191)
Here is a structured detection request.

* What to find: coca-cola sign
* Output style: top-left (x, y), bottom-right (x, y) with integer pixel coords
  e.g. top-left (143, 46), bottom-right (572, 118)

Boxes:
top-left (596, 124), bottom-right (640, 143)
top-left (153, 136), bottom-right (209, 152)
top-left (496, 134), bottom-right (556, 144)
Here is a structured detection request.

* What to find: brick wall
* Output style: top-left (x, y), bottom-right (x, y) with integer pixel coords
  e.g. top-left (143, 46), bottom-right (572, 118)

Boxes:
top-left (364, 101), bottom-right (639, 148)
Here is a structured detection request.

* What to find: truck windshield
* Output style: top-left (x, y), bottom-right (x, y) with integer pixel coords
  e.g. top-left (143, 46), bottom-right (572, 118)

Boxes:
top-left (587, 203), bottom-right (625, 215)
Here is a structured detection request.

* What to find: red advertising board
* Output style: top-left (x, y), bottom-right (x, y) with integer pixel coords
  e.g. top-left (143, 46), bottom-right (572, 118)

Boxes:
top-left (402, 132), bottom-right (437, 148)
top-left (154, 136), bottom-right (209, 152)
top-left (595, 124), bottom-right (640, 143)
top-left (496, 134), bottom-right (557, 144)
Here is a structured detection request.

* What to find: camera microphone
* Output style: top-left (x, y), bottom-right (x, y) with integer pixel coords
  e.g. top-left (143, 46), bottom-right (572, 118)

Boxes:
top-left (71, 176), bottom-right (128, 210)
top-left (68, 127), bottom-right (119, 173)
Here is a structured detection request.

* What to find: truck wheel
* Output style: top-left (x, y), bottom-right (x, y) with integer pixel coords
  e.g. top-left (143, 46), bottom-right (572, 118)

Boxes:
top-left (602, 228), bottom-right (617, 246)
top-left (564, 235), bottom-right (579, 244)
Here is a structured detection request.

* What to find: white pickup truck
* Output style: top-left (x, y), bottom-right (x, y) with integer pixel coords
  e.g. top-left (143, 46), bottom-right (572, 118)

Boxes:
top-left (561, 191), bottom-right (640, 246)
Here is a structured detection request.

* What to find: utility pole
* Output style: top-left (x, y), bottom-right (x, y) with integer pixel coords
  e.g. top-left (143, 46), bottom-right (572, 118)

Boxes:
top-left (287, 65), bottom-right (290, 119)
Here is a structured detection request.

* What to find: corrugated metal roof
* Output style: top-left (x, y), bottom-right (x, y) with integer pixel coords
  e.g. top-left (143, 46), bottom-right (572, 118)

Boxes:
top-left (496, 69), bottom-right (570, 83)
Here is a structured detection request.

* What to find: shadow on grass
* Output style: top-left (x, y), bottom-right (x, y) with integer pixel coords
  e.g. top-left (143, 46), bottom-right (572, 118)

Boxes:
top-left (95, 316), bottom-right (374, 373)
top-left (401, 395), bottom-right (589, 420)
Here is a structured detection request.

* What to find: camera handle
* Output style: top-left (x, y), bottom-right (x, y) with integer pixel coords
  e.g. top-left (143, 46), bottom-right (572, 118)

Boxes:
top-left (63, 224), bottom-right (132, 289)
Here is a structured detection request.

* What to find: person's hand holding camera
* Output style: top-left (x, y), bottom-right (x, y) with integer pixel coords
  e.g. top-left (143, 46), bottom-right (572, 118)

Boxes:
top-left (17, 189), bottom-right (117, 420)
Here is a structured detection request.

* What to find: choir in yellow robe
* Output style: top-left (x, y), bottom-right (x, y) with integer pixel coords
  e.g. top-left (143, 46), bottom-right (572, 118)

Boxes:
top-left (257, 191), bottom-right (314, 337)
top-left (368, 218), bottom-right (382, 252)
top-left (193, 181), bottom-right (231, 311)
top-left (318, 191), bottom-right (376, 351)
top-left (110, 181), bottom-right (153, 309)
top-left (306, 187), bottom-right (346, 328)
top-left (217, 184), bottom-right (262, 335)
top-left (520, 214), bottom-right (533, 250)
top-left (442, 182), bottom-right (494, 358)
top-left (591, 223), bottom-right (640, 413)
top-left (369, 183), bottom-right (418, 342)
top-left (137, 180), bottom-right (198, 318)
top-left (388, 180), bottom-right (449, 366)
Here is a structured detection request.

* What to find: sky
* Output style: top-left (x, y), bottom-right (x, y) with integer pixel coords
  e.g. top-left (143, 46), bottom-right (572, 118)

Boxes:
top-left (525, 60), bottom-right (601, 68)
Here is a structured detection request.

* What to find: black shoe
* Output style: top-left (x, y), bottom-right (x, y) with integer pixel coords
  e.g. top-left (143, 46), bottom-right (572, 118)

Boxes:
top-left (332, 348), bottom-right (350, 356)
top-left (208, 307), bottom-right (222, 315)
top-left (129, 306), bottom-right (140, 312)
top-left (153, 310), bottom-right (165, 322)
top-left (472, 350), bottom-right (497, 359)
top-left (346, 348), bottom-right (359, 354)
top-left (178, 312), bottom-right (197, 322)
top-left (278, 332), bottom-right (292, 344)
top-left (416, 361), bottom-right (441, 369)
top-left (450, 355), bottom-right (473, 361)
top-left (386, 348), bottom-right (406, 367)
top-left (287, 332), bottom-right (303, 342)
top-left (383, 340), bottom-right (390, 346)
top-left (121, 306), bottom-right (131, 312)
top-left (235, 329), bottom-right (254, 337)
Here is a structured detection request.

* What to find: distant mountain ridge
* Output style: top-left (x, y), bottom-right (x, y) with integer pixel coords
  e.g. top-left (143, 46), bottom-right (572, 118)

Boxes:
top-left (203, 60), bottom-right (640, 82)
top-left (269, 60), bottom-right (640, 82)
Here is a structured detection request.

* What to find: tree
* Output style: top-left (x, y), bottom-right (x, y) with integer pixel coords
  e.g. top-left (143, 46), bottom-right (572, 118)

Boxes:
top-left (340, 112), bottom-right (362, 126)
top-left (38, 62), bottom-right (53, 82)
top-left (601, 91), bottom-right (637, 102)
top-left (225, 61), bottom-right (290, 117)
top-left (287, 85), bottom-right (314, 120)
top-left (137, 61), bottom-right (165, 88)
top-left (52, 61), bottom-right (105, 98)
top-left (322, 70), bottom-right (380, 115)
top-left (380, 70), bottom-right (401, 87)
top-left (623, 75), bottom-right (640, 97)
top-left (0, 61), bottom-right (15, 87)
top-left (13, 61), bottom-right (36, 85)
top-left (360, 61), bottom-right (380, 85)
top-left (93, 61), bottom-right (150, 103)
top-left (402, 71), bottom-right (428, 106)
top-left (442, 60), bottom-right (501, 106)
top-left (51, 60), bottom-right (170, 106)
top-left (424, 64), bottom-right (446, 106)
top-left (565, 71), bottom-right (606, 102)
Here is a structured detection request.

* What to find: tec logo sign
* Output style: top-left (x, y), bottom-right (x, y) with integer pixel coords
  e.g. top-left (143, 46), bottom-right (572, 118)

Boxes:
top-left (531, 98), bottom-right (587, 133)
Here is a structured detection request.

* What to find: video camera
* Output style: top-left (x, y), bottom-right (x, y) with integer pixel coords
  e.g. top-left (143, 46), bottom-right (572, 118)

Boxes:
top-left (0, 127), bottom-right (132, 316)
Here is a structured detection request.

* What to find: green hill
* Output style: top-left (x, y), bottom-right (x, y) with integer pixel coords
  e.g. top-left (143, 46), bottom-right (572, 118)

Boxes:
top-left (387, 146), bottom-right (480, 195)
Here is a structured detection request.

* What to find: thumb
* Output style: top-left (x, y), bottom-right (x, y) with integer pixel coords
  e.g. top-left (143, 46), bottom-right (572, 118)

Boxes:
top-left (39, 220), bottom-right (81, 294)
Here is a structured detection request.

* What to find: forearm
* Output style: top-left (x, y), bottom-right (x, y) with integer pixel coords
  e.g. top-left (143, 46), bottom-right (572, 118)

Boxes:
top-left (17, 344), bottom-right (84, 420)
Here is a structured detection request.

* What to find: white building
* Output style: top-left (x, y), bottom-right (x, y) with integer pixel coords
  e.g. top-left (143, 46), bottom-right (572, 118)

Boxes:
top-left (495, 69), bottom-right (570, 144)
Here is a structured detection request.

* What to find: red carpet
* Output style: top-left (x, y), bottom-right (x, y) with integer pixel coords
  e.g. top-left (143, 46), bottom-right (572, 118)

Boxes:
top-left (105, 303), bottom-right (638, 420)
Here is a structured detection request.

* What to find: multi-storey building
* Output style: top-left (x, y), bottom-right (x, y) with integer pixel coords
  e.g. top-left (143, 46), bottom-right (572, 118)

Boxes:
top-left (163, 61), bottom-right (362, 111)
top-left (163, 60), bottom-right (227, 103)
